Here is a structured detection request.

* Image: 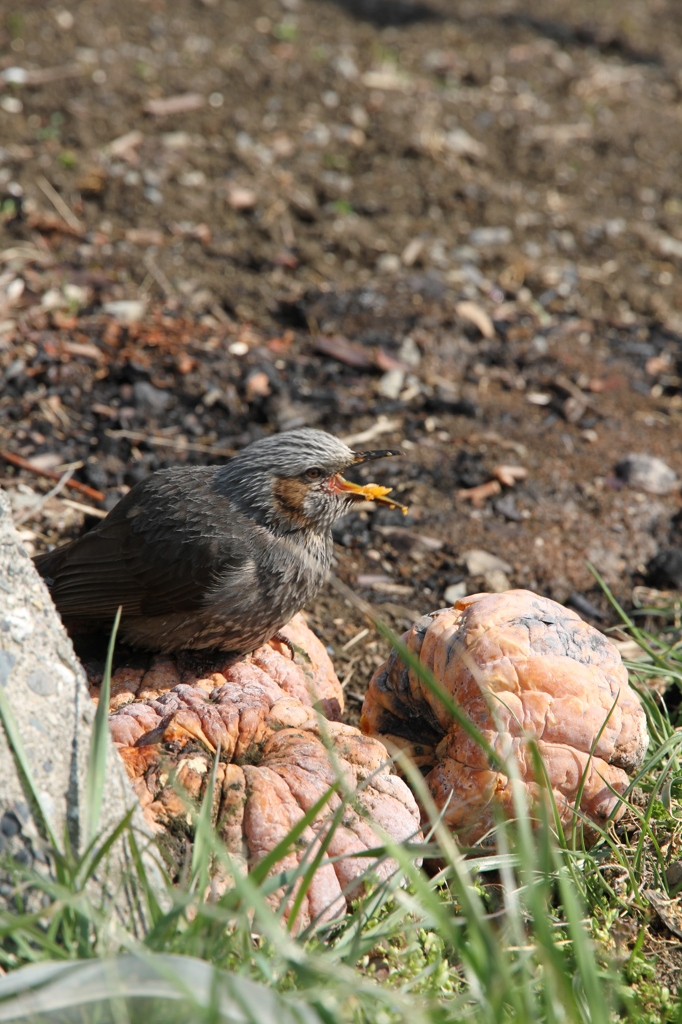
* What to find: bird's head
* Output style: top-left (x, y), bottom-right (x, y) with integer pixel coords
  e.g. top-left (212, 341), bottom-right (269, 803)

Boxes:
top-left (216, 428), bottom-right (406, 534)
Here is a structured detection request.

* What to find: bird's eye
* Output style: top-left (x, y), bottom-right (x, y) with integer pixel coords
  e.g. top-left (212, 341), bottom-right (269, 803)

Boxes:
top-left (305, 467), bottom-right (323, 480)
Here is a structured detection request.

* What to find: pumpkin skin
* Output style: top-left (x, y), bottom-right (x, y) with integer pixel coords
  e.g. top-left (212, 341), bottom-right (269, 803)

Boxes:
top-left (361, 591), bottom-right (649, 844)
top-left (95, 614), bottom-right (421, 929)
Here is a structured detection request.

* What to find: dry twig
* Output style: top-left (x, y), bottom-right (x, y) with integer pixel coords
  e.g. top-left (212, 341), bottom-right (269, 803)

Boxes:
top-left (0, 450), bottom-right (105, 502)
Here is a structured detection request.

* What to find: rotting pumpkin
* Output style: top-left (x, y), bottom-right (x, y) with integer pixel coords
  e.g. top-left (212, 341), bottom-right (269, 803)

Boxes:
top-left (361, 589), bottom-right (649, 844)
top-left (89, 613), bottom-right (422, 930)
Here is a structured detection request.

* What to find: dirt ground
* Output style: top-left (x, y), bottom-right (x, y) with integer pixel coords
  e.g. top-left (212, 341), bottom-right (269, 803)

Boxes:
top-left (1, 0), bottom-right (682, 707)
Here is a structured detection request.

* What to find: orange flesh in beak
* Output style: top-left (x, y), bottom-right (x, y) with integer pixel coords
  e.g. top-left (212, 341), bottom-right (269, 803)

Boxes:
top-left (330, 474), bottom-right (408, 514)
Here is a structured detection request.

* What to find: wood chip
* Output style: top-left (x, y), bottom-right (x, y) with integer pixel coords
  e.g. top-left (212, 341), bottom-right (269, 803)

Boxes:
top-left (492, 464), bottom-right (528, 487)
top-left (126, 228), bottom-right (165, 246)
top-left (457, 479), bottom-right (502, 505)
top-left (455, 300), bottom-right (495, 339)
top-left (226, 185), bottom-right (258, 210)
top-left (144, 93), bottom-right (205, 117)
top-left (61, 340), bottom-right (103, 361)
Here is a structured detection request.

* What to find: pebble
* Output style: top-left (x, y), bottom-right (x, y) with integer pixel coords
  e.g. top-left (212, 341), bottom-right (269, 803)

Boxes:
top-left (178, 170), bottom-right (206, 188)
top-left (377, 253), bottom-right (401, 274)
top-left (463, 549), bottom-right (512, 576)
top-left (378, 368), bottom-right (405, 399)
top-left (615, 453), bottom-right (679, 495)
top-left (484, 569), bottom-right (511, 593)
top-left (226, 185), bottom-right (258, 210)
top-left (494, 494), bottom-right (522, 522)
top-left (444, 128), bottom-right (486, 159)
top-left (401, 238), bottom-right (424, 267)
top-left (469, 226), bottom-right (512, 247)
top-left (132, 381), bottom-right (171, 416)
top-left (103, 299), bottom-right (146, 323)
top-left (444, 581), bottom-right (467, 604)
top-left (0, 97), bottom-right (23, 115)
top-left (2, 67), bottom-right (28, 85)
top-left (398, 336), bottom-right (421, 367)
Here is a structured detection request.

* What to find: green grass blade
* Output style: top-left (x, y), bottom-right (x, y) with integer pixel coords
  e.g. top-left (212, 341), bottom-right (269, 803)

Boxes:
top-left (84, 606), bottom-right (121, 846)
top-left (190, 742), bottom-right (221, 889)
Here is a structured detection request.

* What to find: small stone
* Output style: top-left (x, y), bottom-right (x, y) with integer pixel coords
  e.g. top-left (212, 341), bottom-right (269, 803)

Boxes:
top-left (4, 610), bottom-right (33, 642)
top-left (144, 186), bottom-right (163, 205)
top-left (444, 128), bottom-right (486, 159)
top-left (0, 651), bottom-right (16, 687)
top-left (103, 300), bottom-right (146, 323)
top-left (377, 369), bottom-right (405, 400)
top-left (401, 238), bottom-right (424, 267)
top-left (444, 581), bottom-right (467, 604)
top-left (228, 340), bottom-right (249, 356)
top-left (41, 288), bottom-right (66, 311)
top-left (2, 67), bottom-right (29, 85)
top-left (226, 185), bottom-right (257, 210)
top-left (133, 381), bottom-right (171, 416)
top-left (26, 669), bottom-right (56, 697)
top-left (615, 454), bottom-right (679, 495)
top-left (665, 862), bottom-right (682, 889)
top-left (397, 336), bottom-right (421, 367)
top-left (469, 226), bottom-right (512, 247)
top-left (463, 549), bottom-right (513, 576)
top-left (377, 253), bottom-right (401, 274)
top-left (494, 494), bottom-right (522, 522)
top-left (0, 97), bottom-right (23, 115)
top-left (484, 569), bottom-right (511, 593)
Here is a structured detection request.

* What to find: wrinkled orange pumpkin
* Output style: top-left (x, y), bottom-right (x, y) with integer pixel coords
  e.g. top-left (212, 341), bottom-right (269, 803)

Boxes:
top-left (361, 590), bottom-right (649, 843)
top-left (92, 613), bottom-right (421, 928)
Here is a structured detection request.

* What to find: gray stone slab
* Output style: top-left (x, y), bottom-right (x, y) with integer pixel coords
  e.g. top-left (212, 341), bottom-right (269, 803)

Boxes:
top-left (0, 490), bottom-right (164, 918)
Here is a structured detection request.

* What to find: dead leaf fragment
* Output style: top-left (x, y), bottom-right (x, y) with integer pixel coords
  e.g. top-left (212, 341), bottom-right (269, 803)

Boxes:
top-left (313, 335), bottom-right (373, 369)
top-left (455, 301), bottom-right (495, 339)
top-left (643, 889), bottom-right (682, 940)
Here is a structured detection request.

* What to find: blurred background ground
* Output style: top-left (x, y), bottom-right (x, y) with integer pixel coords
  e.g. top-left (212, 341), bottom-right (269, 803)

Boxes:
top-left (1, 0), bottom-right (682, 711)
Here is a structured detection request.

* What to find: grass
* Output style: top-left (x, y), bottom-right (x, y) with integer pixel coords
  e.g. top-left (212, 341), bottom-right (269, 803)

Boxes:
top-left (1, 586), bottom-right (682, 1023)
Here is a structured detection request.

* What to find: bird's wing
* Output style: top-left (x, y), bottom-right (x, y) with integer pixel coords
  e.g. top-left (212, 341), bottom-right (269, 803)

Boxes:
top-left (34, 469), bottom-right (257, 620)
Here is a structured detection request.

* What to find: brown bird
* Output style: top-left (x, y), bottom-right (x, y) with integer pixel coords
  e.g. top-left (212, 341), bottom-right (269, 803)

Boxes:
top-left (34, 428), bottom-right (406, 654)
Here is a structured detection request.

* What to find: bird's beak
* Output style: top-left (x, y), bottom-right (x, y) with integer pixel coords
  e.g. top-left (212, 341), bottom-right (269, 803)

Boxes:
top-left (330, 449), bottom-right (408, 514)
top-left (351, 448), bottom-right (403, 464)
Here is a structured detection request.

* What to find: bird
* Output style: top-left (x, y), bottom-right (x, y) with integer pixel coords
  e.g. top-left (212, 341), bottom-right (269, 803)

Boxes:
top-left (34, 428), bottom-right (406, 654)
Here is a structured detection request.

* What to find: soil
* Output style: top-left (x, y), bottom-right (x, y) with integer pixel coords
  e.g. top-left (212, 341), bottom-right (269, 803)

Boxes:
top-left (2, 0), bottom-right (682, 708)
